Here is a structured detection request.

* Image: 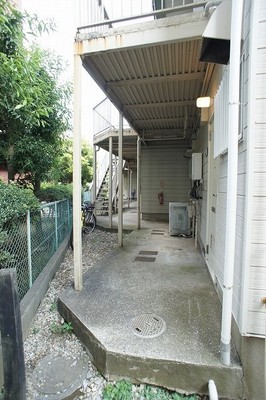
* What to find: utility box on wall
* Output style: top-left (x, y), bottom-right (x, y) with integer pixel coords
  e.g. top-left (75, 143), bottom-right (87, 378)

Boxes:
top-left (169, 202), bottom-right (191, 236)
top-left (191, 153), bottom-right (202, 180)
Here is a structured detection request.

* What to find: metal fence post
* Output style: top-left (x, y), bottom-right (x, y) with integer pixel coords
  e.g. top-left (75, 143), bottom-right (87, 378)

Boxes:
top-left (26, 211), bottom-right (33, 288)
top-left (67, 199), bottom-right (71, 230)
top-left (55, 202), bottom-right (58, 249)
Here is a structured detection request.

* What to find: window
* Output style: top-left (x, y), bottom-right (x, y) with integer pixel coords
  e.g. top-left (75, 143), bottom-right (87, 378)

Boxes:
top-left (214, 67), bottom-right (229, 158)
top-left (213, 53), bottom-right (245, 158)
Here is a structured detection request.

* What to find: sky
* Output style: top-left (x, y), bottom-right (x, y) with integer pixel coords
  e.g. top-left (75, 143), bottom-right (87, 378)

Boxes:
top-left (21, 0), bottom-right (105, 143)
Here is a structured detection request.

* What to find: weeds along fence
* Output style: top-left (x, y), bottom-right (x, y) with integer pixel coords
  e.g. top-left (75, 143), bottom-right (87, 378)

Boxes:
top-left (1, 199), bottom-right (72, 301)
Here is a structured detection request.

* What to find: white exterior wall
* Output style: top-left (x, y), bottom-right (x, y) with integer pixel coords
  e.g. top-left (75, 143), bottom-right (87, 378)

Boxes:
top-left (201, 0), bottom-right (266, 337)
top-left (192, 124), bottom-right (208, 253)
top-left (246, 0), bottom-right (266, 336)
top-left (141, 146), bottom-right (191, 219)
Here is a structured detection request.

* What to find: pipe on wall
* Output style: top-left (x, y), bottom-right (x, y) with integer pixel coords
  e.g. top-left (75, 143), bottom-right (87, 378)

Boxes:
top-left (208, 380), bottom-right (218, 400)
top-left (220, 0), bottom-right (244, 366)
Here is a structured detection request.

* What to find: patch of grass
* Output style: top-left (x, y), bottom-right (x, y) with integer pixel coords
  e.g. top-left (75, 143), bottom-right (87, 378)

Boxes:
top-left (31, 327), bottom-right (40, 334)
top-left (49, 301), bottom-right (57, 312)
top-left (50, 321), bottom-right (73, 334)
top-left (103, 380), bottom-right (200, 400)
top-left (103, 380), bottom-right (132, 400)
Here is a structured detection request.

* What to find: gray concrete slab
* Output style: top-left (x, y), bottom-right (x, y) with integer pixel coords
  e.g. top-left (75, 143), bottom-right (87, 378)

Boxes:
top-left (58, 208), bottom-right (244, 399)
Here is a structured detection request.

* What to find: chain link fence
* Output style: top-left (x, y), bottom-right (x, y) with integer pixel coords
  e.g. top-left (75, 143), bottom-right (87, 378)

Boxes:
top-left (0, 199), bottom-right (72, 301)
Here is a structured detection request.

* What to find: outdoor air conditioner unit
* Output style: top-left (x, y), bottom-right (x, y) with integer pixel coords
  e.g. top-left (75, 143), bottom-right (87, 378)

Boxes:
top-left (169, 202), bottom-right (191, 236)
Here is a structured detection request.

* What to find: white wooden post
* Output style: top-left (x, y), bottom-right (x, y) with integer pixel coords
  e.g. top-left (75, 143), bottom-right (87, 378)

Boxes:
top-left (73, 47), bottom-right (82, 291)
top-left (118, 111), bottom-right (123, 247)
top-left (137, 137), bottom-right (141, 229)
top-left (93, 144), bottom-right (97, 203)
top-left (109, 136), bottom-right (113, 228)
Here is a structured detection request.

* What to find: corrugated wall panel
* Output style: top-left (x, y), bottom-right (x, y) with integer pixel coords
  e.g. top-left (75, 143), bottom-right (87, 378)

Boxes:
top-left (250, 267), bottom-right (266, 290)
top-left (251, 243), bottom-right (266, 267)
top-left (254, 172), bottom-right (266, 195)
top-left (254, 124), bottom-right (266, 146)
top-left (251, 221), bottom-right (266, 243)
top-left (141, 146), bottom-right (190, 217)
top-left (255, 99), bottom-right (266, 123)
top-left (257, 48), bottom-right (266, 74)
top-left (247, 310), bottom-right (266, 336)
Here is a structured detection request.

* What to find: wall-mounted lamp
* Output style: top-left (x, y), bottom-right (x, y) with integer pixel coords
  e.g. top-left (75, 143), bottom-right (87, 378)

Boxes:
top-left (196, 96), bottom-right (211, 108)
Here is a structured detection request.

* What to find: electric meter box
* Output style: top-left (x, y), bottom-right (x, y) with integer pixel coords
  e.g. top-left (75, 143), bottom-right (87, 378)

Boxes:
top-left (191, 153), bottom-right (202, 180)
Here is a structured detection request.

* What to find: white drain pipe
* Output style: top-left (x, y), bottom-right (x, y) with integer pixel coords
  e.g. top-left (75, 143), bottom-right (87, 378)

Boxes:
top-left (220, 0), bottom-right (244, 366)
top-left (208, 380), bottom-right (218, 400)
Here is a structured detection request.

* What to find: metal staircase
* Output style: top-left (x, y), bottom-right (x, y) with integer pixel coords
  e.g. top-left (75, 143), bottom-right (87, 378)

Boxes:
top-left (94, 157), bottom-right (120, 216)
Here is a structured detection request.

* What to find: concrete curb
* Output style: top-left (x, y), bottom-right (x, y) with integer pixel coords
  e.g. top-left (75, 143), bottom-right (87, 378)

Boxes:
top-left (20, 234), bottom-right (70, 340)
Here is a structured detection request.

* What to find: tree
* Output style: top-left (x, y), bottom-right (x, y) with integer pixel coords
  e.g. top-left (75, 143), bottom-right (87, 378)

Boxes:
top-left (49, 139), bottom-right (93, 186)
top-left (0, 0), bottom-right (71, 190)
top-left (11, 48), bottom-right (72, 192)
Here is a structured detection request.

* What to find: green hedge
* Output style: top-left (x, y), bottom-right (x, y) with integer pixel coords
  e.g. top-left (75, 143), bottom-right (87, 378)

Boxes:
top-left (0, 180), bottom-right (40, 227)
top-left (36, 183), bottom-right (72, 202)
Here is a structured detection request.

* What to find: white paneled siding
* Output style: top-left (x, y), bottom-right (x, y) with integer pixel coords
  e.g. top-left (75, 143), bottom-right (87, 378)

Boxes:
top-left (215, 155), bottom-right (227, 292)
top-left (141, 146), bottom-right (190, 219)
top-left (213, 67), bottom-right (229, 158)
top-left (208, 0), bottom-right (266, 335)
top-left (246, 0), bottom-right (266, 336)
top-left (194, 125), bottom-right (208, 253)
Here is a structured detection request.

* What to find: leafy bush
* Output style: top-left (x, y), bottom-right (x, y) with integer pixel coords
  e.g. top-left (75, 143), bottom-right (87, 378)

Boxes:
top-left (0, 180), bottom-right (40, 227)
top-left (0, 229), bottom-right (13, 265)
top-left (36, 183), bottom-right (72, 202)
top-left (102, 381), bottom-right (200, 400)
top-left (103, 380), bottom-right (132, 400)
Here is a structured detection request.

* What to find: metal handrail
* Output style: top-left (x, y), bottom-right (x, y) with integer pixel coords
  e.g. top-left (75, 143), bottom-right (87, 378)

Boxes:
top-left (77, 1), bottom-right (209, 32)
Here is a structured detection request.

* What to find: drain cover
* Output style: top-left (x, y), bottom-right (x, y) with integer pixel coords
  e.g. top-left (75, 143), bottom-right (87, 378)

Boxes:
top-left (135, 256), bottom-right (156, 262)
top-left (131, 314), bottom-right (166, 338)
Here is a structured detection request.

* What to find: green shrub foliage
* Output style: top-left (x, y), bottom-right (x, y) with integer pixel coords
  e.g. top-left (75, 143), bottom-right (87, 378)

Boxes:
top-left (36, 184), bottom-right (72, 202)
top-left (0, 180), bottom-right (39, 226)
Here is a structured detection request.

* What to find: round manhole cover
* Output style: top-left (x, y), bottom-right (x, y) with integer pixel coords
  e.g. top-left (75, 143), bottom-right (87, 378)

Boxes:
top-left (32, 354), bottom-right (88, 396)
top-left (131, 314), bottom-right (166, 338)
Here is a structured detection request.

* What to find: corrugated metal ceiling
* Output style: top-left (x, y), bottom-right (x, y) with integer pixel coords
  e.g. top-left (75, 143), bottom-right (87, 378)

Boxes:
top-left (79, 11), bottom-right (212, 159)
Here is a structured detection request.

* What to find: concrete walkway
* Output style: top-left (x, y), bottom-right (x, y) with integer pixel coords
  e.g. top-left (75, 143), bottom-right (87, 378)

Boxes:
top-left (58, 205), bottom-right (244, 399)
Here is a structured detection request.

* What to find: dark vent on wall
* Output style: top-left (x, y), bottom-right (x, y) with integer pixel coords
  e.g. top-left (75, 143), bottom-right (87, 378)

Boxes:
top-left (200, 38), bottom-right (230, 65)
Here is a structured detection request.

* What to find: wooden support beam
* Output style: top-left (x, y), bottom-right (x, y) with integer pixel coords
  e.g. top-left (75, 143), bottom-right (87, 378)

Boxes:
top-left (0, 269), bottom-right (26, 400)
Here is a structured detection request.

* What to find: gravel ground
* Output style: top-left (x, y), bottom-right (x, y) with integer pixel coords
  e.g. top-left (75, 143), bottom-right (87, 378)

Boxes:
top-left (24, 228), bottom-right (119, 399)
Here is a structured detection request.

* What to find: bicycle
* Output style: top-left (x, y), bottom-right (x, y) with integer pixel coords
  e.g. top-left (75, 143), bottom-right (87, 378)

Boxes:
top-left (82, 202), bottom-right (96, 233)
top-left (69, 202), bottom-right (96, 250)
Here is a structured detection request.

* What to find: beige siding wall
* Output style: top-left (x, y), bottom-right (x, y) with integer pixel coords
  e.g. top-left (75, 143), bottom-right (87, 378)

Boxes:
top-left (141, 146), bottom-right (190, 219)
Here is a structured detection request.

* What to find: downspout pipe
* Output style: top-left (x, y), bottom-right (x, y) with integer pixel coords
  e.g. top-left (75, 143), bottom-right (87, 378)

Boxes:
top-left (221, 0), bottom-right (244, 366)
top-left (204, 1), bottom-right (222, 16)
top-left (208, 380), bottom-right (218, 400)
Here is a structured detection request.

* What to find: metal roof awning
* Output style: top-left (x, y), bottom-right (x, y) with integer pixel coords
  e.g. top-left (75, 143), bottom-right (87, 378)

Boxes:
top-left (75, 4), bottom-right (215, 160)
